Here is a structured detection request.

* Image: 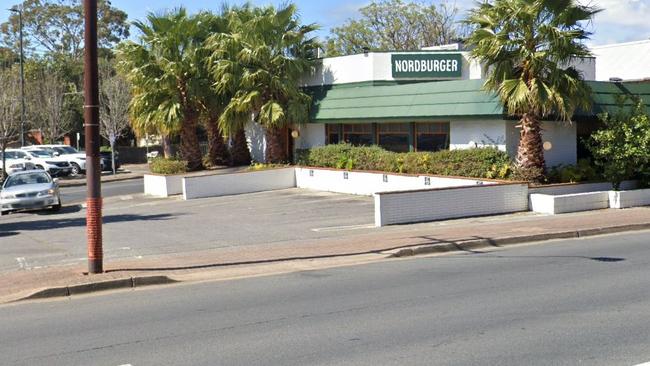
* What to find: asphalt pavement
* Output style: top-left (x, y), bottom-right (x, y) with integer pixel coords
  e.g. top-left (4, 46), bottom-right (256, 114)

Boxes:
top-left (59, 178), bottom-right (144, 203)
top-left (1, 231), bottom-right (649, 366)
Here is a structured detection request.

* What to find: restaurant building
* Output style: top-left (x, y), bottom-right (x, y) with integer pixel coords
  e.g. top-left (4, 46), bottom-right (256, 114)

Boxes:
top-left (245, 42), bottom-right (650, 167)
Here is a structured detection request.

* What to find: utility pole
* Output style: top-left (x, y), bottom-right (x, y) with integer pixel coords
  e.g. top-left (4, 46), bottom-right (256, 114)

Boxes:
top-left (83, 0), bottom-right (103, 274)
top-left (8, 7), bottom-right (25, 147)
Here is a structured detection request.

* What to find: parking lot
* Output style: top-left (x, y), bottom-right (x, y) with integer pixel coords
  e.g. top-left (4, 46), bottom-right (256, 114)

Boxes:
top-left (0, 188), bottom-right (375, 272)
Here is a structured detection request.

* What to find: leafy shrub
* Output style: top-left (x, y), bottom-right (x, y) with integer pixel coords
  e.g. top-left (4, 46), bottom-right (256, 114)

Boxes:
top-left (545, 159), bottom-right (601, 184)
top-left (248, 163), bottom-right (289, 171)
top-left (100, 146), bottom-right (112, 153)
top-left (149, 157), bottom-right (187, 175)
top-left (296, 143), bottom-right (513, 179)
top-left (588, 98), bottom-right (650, 190)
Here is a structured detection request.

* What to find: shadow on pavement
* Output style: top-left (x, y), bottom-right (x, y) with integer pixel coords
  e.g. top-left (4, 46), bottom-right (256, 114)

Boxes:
top-left (0, 231), bottom-right (18, 238)
top-left (0, 213), bottom-right (177, 232)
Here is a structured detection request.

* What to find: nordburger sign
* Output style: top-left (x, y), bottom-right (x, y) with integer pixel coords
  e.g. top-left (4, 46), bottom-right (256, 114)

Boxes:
top-left (392, 53), bottom-right (463, 79)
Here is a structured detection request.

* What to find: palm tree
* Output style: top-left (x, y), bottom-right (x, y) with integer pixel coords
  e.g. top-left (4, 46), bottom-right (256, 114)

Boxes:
top-left (207, 4), bottom-right (320, 164)
top-left (465, 0), bottom-right (598, 181)
top-left (117, 8), bottom-right (209, 171)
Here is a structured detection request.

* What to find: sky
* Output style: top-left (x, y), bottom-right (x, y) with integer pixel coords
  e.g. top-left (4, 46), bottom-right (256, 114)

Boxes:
top-left (2, 0), bottom-right (650, 46)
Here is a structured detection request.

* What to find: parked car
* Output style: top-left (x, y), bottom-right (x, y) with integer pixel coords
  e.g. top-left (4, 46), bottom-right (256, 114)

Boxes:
top-left (12, 148), bottom-right (72, 177)
top-left (0, 170), bottom-right (61, 215)
top-left (0, 150), bottom-right (36, 176)
top-left (27, 145), bottom-right (87, 176)
top-left (100, 150), bottom-right (121, 172)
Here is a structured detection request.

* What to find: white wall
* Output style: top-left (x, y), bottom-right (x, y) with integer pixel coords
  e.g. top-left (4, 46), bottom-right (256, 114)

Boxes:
top-left (303, 51), bottom-right (481, 87)
top-left (505, 120), bottom-right (577, 167)
top-left (295, 123), bottom-right (326, 150)
top-left (374, 183), bottom-right (529, 226)
top-left (296, 167), bottom-right (492, 196)
top-left (529, 192), bottom-right (609, 215)
top-left (245, 120), bottom-right (266, 163)
top-left (144, 174), bottom-right (184, 197)
top-left (183, 168), bottom-right (296, 200)
top-left (450, 120), bottom-right (507, 151)
top-left (592, 40), bottom-right (650, 81)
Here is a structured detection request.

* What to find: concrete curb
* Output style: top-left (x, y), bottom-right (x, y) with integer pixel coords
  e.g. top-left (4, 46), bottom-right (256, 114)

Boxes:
top-left (15, 275), bottom-right (176, 302)
top-left (58, 173), bottom-right (143, 187)
top-left (387, 223), bottom-right (650, 258)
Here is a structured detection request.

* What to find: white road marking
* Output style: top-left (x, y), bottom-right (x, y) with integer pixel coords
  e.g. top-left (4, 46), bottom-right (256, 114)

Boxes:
top-left (15, 257), bottom-right (27, 270)
top-left (311, 224), bottom-right (375, 232)
top-left (633, 362), bottom-right (650, 366)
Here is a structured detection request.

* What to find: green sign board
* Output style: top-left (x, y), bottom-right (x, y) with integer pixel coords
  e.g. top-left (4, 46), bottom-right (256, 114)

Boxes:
top-left (392, 53), bottom-right (463, 79)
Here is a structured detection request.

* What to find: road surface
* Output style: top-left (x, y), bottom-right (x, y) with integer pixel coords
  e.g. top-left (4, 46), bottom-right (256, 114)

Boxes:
top-left (59, 178), bottom-right (144, 203)
top-left (1, 231), bottom-right (649, 366)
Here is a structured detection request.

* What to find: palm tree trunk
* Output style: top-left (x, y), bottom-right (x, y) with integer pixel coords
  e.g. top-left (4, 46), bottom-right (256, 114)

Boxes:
top-left (515, 113), bottom-right (545, 181)
top-left (230, 127), bottom-right (251, 166)
top-left (180, 110), bottom-right (203, 171)
top-left (205, 117), bottom-right (229, 166)
top-left (265, 126), bottom-right (287, 164)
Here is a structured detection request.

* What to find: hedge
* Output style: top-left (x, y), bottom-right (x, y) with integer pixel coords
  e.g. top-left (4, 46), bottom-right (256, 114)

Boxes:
top-left (149, 157), bottom-right (188, 175)
top-left (296, 144), bottom-right (513, 179)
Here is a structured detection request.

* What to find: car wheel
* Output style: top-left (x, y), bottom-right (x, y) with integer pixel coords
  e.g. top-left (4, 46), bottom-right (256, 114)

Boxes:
top-left (70, 163), bottom-right (81, 176)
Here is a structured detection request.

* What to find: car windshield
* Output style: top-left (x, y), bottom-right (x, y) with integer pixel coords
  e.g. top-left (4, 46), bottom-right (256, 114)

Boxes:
top-left (1, 151), bottom-right (28, 159)
top-left (57, 146), bottom-right (78, 154)
top-left (28, 150), bottom-right (53, 158)
top-left (3, 172), bottom-right (51, 188)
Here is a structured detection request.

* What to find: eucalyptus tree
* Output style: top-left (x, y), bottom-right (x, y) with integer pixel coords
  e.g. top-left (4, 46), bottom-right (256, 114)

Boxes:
top-left (0, 70), bottom-right (20, 180)
top-left (465, 0), bottom-right (598, 181)
top-left (208, 4), bottom-right (319, 164)
top-left (99, 63), bottom-right (130, 174)
top-left (117, 8), bottom-right (210, 171)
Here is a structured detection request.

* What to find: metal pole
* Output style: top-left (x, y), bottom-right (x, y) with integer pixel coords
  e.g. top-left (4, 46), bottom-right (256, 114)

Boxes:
top-left (8, 7), bottom-right (25, 147)
top-left (83, 0), bottom-right (103, 274)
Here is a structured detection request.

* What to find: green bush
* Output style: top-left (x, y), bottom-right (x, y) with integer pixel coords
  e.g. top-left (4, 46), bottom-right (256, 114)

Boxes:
top-left (100, 146), bottom-right (113, 153)
top-left (545, 159), bottom-right (601, 184)
top-left (296, 143), bottom-right (513, 179)
top-left (149, 157), bottom-right (187, 175)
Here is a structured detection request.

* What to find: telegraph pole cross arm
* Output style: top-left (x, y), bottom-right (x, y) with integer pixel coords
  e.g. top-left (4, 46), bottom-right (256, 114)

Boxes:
top-left (84, 0), bottom-right (103, 274)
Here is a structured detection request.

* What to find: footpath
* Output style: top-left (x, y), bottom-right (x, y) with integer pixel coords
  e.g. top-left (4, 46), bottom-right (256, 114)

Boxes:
top-left (2, 207), bottom-right (649, 304)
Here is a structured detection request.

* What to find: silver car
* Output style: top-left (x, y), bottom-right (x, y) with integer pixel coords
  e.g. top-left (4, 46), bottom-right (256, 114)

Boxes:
top-left (0, 170), bottom-right (62, 215)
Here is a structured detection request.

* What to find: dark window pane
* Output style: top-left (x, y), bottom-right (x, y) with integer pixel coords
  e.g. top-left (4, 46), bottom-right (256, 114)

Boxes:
top-left (379, 134), bottom-right (409, 152)
top-left (329, 133), bottom-right (340, 144)
top-left (417, 134), bottom-right (449, 151)
top-left (345, 134), bottom-right (373, 146)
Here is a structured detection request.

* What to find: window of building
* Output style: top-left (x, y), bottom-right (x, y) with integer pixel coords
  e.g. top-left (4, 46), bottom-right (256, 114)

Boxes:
top-left (326, 124), bottom-right (340, 144)
top-left (415, 122), bottom-right (450, 152)
top-left (377, 123), bottom-right (410, 152)
top-left (342, 124), bottom-right (373, 146)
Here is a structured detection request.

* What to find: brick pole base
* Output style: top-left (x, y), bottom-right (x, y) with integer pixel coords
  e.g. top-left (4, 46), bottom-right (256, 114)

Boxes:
top-left (86, 197), bottom-right (103, 273)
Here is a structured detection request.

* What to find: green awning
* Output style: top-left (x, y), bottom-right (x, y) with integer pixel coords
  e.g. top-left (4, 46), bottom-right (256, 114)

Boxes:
top-left (308, 79), bottom-right (650, 123)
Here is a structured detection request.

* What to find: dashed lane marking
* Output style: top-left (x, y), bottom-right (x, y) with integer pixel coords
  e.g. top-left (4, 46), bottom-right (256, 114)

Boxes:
top-left (311, 224), bottom-right (375, 232)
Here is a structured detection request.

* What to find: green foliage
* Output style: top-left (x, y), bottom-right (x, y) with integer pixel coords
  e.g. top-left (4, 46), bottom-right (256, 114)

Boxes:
top-left (588, 98), bottom-right (650, 190)
top-left (149, 157), bottom-right (188, 175)
top-left (325, 0), bottom-right (464, 56)
top-left (464, 0), bottom-right (599, 180)
top-left (248, 163), bottom-right (290, 171)
top-left (100, 146), bottom-right (113, 153)
top-left (296, 144), bottom-right (513, 179)
top-left (545, 159), bottom-right (601, 184)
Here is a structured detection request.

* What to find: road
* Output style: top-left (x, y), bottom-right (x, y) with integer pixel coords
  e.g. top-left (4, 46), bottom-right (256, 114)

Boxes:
top-left (59, 178), bottom-right (144, 203)
top-left (1, 231), bottom-right (649, 366)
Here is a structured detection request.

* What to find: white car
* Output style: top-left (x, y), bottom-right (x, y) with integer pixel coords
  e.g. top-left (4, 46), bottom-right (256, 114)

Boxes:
top-left (17, 148), bottom-right (72, 177)
top-left (27, 145), bottom-right (87, 176)
top-left (0, 150), bottom-right (36, 176)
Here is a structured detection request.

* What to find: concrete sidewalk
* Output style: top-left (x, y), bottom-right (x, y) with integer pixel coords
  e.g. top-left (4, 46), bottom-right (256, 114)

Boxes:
top-left (2, 207), bottom-right (650, 303)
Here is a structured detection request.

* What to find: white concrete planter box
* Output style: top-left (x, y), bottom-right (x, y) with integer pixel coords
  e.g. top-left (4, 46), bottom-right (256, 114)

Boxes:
top-left (530, 191), bottom-right (609, 215)
top-left (374, 183), bottom-right (529, 226)
top-left (144, 174), bottom-right (184, 197)
top-left (609, 188), bottom-right (650, 209)
top-left (183, 167), bottom-right (296, 200)
top-left (295, 167), bottom-right (494, 196)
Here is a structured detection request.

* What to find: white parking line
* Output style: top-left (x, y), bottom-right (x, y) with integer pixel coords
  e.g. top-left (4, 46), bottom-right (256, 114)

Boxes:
top-left (633, 362), bottom-right (650, 366)
top-left (15, 257), bottom-right (27, 270)
top-left (311, 224), bottom-right (375, 232)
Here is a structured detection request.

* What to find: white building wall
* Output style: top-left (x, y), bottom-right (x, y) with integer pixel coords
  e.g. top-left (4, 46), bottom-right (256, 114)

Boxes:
top-left (245, 120), bottom-right (266, 163)
top-left (304, 51), bottom-right (482, 87)
top-left (591, 40), bottom-right (650, 81)
top-left (295, 123), bottom-right (326, 150)
top-left (450, 120), bottom-right (507, 151)
top-left (505, 120), bottom-right (577, 167)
